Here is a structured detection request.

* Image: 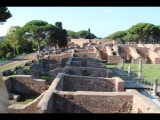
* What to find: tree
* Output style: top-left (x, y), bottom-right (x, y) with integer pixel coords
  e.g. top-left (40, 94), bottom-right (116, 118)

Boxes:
top-left (106, 31), bottom-right (127, 44)
top-left (76, 30), bottom-right (90, 39)
top-left (126, 22), bottom-right (159, 44)
top-left (88, 28), bottom-right (91, 39)
top-left (90, 33), bottom-right (97, 39)
top-left (19, 20), bottom-right (57, 54)
top-left (67, 30), bottom-right (78, 38)
top-left (55, 22), bottom-right (62, 29)
top-left (59, 29), bottom-right (67, 48)
top-left (49, 22), bottom-right (67, 49)
top-left (5, 26), bottom-right (22, 56)
top-left (0, 7), bottom-right (12, 25)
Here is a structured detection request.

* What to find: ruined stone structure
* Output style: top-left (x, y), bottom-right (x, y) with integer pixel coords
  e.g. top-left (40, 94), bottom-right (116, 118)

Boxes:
top-left (37, 73), bottom-right (160, 113)
top-left (5, 75), bottom-right (46, 95)
top-left (3, 39), bottom-right (160, 113)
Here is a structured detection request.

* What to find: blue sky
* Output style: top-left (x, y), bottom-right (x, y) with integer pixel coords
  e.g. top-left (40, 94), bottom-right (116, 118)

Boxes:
top-left (1, 7), bottom-right (160, 38)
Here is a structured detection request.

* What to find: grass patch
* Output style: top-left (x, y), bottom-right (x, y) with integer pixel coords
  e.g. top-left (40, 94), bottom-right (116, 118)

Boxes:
top-left (23, 66), bottom-right (30, 69)
top-left (40, 75), bottom-right (51, 87)
top-left (106, 63), bottom-right (160, 85)
top-left (9, 93), bottom-right (39, 105)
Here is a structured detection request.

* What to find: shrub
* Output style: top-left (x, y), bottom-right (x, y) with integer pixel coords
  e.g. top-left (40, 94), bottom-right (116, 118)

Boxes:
top-left (6, 52), bottom-right (13, 58)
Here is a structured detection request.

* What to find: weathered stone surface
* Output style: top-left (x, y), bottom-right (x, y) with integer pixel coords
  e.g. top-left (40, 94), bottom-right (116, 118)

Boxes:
top-left (16, 69), bottom-right (40, 78)
top-left (5, 75), bottom-right (46, 94)
top-left (8, 92), bottom-right (45, 113)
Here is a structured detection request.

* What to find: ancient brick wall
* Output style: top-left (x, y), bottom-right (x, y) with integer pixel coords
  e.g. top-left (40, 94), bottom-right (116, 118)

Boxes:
top-left (49, 68), bottom-right (64, 83)
top-left (49, 53), bottom-right (71, 63)
top-left (53, 93), bottom-right (133, 113)
top-left (63, 75), bottom-right (123, 92)
top-left (131, 59), bottom-right (147, 64)
top-left (148, 49), bottom-right (160, 64)
top-left (118, 46), bottom-right (129, 60)
top-left (87, 48), bottom-right (94, 53)
top-left (132, 94), bottom-right (160, 113)
top-left (8, 92), bottom-right (45, 113)
top-left (5, 75), bottom-right (46, 94)
top-left (74, 53), bottom-right (97, 58)
top-left (64, 67), bottom-right (113, 78)
top-left (107, 56), bottom-right (122, 63)
top-left (136, 47), bottom-right (149, 59)
top-left (16, 69), bottom-right (40, 78)
top-left (87, 62), bottom-right (106, 68)
top-left (99, 49), bottom-right (107, 60)
top-left (70, 39), bottom-right (114, 48)
top-left (50, 63), bottom-right (64, 70)
top-left (70, 61), bottom-right (82, 67)
top-left (75, 49), bottom-right (88, 52)
top-left (72, 57), bottom-right (102, 67)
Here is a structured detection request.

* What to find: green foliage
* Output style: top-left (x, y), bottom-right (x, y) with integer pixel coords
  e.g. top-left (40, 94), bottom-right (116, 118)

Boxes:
top-left (76, 30), bottom-right (97, 39)
top-left (21, 20), bottom-right (57, 54)
top-left (67, 30), bottom-right (78, 38)
top-left (16, 46), bottom-right (23, 54)
top-left (106, 22), bottom-right (160, 44)
top-left (76, 30), bottom-right (90, 39)
top-left (24, 40), bottom-right (34, 53)
top-left (55, 22), bottom-right (62, 29)
top-left (6, 52), bottom-right (13, 58)
top-left (0, 42), bottom-right (8, 58)
top-left (0, 7), bottom-right (12, 25)
top-left (49, 21), bottom-right (67, 48)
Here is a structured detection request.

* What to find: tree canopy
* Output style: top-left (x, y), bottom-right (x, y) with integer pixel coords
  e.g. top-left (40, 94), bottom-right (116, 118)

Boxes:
top-left (0, 7), bottom-right (12, 25)
top-left (67, 30), bottom-right (78, 39)
top-left (18, 20), bottom-right (57, 54)
top-left (106, 22), bottom-right (160, 44)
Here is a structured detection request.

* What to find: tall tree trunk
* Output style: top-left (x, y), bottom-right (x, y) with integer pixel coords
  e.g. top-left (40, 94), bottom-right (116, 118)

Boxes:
top-left (13, 47), bottom-right (15, 56)
top-left (38, 40), bottom-right (41, 55)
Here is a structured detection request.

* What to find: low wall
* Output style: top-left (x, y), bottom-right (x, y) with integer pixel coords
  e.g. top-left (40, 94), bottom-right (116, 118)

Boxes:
top-left (129, 47), bottom-right (147, 64)
top-left (87, 62), bottom-right (106, 68)
top-left (16, 69), bottom-right (40, 78)
top-left (49, 53), bottom-right (71, 63)
top-left (63, 75), bottom-right (124, 92)
top-left (74, 52), bottom-right (97, 58)
top-left (148, 50), bottom-right (160, 64)
top-left (49, 68), bottom-right (64, 83)
top-left (64, 67), bottom-right (113, 78)
top-left (71, 57), bottom-right (102, 67)
top-left (8, 92), bottom-right (45, 113)
top-left (107, 56), bottom-right (122, 63)
top-left (5, 75), bottom-right (46, 94)
top-left (37, 73), bottom-right (160, 113)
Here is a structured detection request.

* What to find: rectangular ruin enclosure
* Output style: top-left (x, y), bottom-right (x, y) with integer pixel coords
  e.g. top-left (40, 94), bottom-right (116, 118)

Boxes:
top-left (38, 74), bottom-right (160, 113)
top-left (56, 73), bottom-right (124, 92)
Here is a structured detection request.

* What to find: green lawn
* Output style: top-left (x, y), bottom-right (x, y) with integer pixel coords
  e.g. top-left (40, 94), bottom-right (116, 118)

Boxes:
top-left (40, 75), bottom-right (51, 87)
top-left (105, 62), bottom-right (160, 85)
top-left (23, 66), bottom-right (30, 69)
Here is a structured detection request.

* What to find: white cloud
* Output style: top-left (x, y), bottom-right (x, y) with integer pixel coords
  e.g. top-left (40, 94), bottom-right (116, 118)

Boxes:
top-left (105, 9), bottom-right (113, 13)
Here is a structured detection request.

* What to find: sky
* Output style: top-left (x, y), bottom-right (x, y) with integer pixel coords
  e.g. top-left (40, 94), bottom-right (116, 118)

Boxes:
top-left (1, 7), bottom-right (160, 38)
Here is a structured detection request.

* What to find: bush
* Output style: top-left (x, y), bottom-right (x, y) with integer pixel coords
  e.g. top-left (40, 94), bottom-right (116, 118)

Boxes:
top-left (0, 50), bottom-right (6, 58)
top-left (6, 52), bottom-right (13, 58)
